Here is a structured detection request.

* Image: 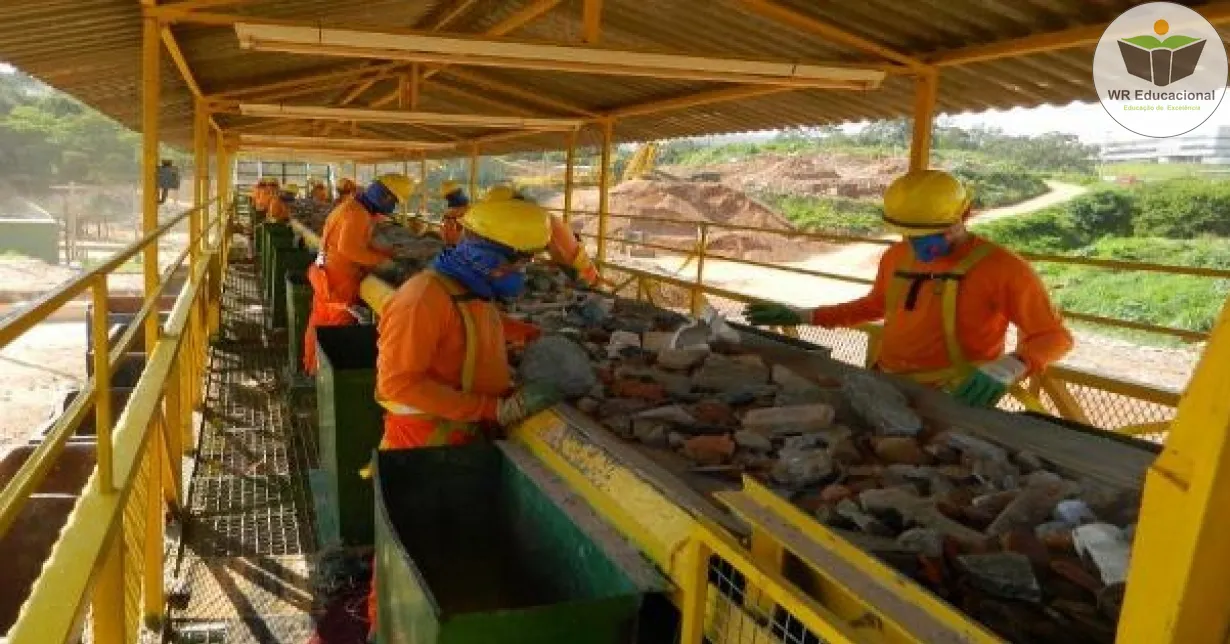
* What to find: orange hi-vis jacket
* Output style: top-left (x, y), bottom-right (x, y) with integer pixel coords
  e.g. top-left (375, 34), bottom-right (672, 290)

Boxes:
top-left (375, 270), bottom-right (513, 448)
top-left (546, 215), bottom-right (599, 286)
top-left (812, 236), bottom-right (1072, 381)
top-left (252, 185), bottom-right (272, 212)
top-left (266, 197), bottom-right (289, 223)
top-left (440, 205), bottom-right (467, 246)
top-left (314, 198), bottom-right (390, 305)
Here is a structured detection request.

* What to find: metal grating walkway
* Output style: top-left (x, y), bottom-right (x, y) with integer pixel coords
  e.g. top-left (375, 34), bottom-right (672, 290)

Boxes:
top-left (168, 259), bottom-right (322, 644)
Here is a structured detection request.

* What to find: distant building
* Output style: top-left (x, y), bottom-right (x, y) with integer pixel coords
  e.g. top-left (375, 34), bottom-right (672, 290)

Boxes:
top-left (1100, 125), bottom-right (1230, 164)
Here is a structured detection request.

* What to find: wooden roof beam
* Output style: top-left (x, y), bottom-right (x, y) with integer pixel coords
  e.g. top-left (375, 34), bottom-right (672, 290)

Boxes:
top-left (234, 103), bottom-right (585, 130)
top-left (929, 2), bottom-right (1230, 66)
top-left (206, 61), bottom-right (408, 101)
top-left (234, 23), bottom-right (887, 89)
top-left (604, 85), bottom-right (796, 120)
top-left (737, 0), bottom-right (923, 72)
top-left (582, 0), bottom-right (602, 44)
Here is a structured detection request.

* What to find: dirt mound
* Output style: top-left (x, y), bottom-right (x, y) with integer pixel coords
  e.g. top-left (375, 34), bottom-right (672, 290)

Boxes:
top-left (563, 180), bottom-right (829, 262)
top-left (673, 152), bottom-right (908, 199)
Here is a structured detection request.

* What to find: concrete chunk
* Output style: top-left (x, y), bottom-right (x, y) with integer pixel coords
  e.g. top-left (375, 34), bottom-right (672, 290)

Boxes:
top-left (958, 553), bottom-right (1042, 602)
top-left (741, 404), bottom-right (835, 435)
top-left (518, 335), bottom-right (598, 398)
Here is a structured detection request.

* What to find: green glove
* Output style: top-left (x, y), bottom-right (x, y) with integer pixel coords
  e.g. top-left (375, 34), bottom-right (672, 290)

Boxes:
top-left (496, 382), bottom-right (563, 427)
top-left (952, 355), bottom-right (1028, 408)
top-left (743, 302), bottom-right (811, 326)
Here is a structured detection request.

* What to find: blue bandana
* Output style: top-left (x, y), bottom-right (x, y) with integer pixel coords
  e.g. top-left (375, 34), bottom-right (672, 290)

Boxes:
top-left (430, 239), bottom-right (526, 300)
top-left (909, 232), bottom-right (953, 263)
top-left (445, 190), bottom-right (469, 208)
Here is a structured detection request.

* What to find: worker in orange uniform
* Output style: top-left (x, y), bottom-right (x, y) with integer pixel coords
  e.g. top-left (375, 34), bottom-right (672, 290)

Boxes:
top-left (266, 184), bottom-right (294, 223)
top-left (336, 177), bottom-right (358, 202)
top-left (438, 179), bottom-right (470, 246)
top-left (546, 210), bottom-right (602, 287)
top-left (743, 170), bottom-right (1073, 408)
top-left (302, 174), bottom-right (414, 374)
top-left (367, 189), bottom-right (561, 638)
top-left (310, 179), bottom-right (329, 203)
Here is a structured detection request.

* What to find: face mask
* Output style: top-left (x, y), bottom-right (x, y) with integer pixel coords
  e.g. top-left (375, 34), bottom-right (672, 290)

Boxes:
top-left (909, 232), bottom-right (953, 263)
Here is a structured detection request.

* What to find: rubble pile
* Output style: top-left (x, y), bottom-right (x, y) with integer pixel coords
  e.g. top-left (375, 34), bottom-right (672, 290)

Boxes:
top-left (287, 199), bottom-right (333, 230)
top-left (290, 213), bottom-right (1140, 643)
top-left (507, 276), bottom-right (1138, 643)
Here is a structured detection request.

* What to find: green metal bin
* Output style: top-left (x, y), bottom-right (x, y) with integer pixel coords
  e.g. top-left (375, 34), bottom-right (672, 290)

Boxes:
top-left (260, 222), bottom-right (294, 292)
top-left (373, 444), bottom-right (657, 644)
top-left (315, 324), bottom-right (384, 546)
top-left (285, 270), bottom-right (314, 376)
top-left (267, 245), bottom-right (313, 330)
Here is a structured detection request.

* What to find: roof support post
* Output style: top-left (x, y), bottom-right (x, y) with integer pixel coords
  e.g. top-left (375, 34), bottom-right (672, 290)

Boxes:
top-left (419, 153), bottom-right (429, 215)
top-left (141, 15), bottom-right (162, 356)
top-left (402, 160), bottom-right (411, 218)
top-left (468, 144), bottom-right (480, 198)
top-left (909, 69), bottom-right (938, 172)
top-left (582, 0), bottom-right (603, 43)
top-left (563, 129), bottom-right (577, 224)
top-left (193, 99), bottom-right (208, 272)
top-left (596, 119), bottom-right (614, 264)
top-left (1120, 296), bottom-right (1230, 643)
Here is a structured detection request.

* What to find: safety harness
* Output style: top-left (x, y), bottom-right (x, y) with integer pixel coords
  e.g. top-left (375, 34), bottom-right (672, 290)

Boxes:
top-left (876, 240), bottom-right (1045, 410)
top-left (375, 269), bottom-right (482, 447)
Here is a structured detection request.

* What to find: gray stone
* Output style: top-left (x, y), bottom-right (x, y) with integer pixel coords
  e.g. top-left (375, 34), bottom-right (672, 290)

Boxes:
top-left (641, 331), bottom-right (675, 352)
top-left (771, 449), bottom-right (835, 487)
top-left (841, 372), bottom-right (922, 436)
top-left (1055, 499), bottom-right (1097, 526)
top-left (1073, 523), bottom-right (1131, 585)
top-left (607, 330), bottom-right (642, 356)
top-left (834, 499), bottom-right (893, 536)
top-left (599, 398), bottom-right (653, 417)
top-left (897, 528), bottom-right (945, 558)
top-left (1013, 450), bottom-right (1045, 472)
top-left (733, 430), bottom-right (772, 453)
top-left (774, 387), bottom-right (836, 407)
top-left (656, 347), bottom-right (711, 371)
top-left (576, 299), bottom-right (611, 327)
top-left (692, 353), bottom-right (770, 393)
top-left (858, 487), bottom-right (987, 545)
top-left (718, 385), bottom-right (779, 406)
top-left (518, 335), bottom-right (598, 398)
top-left (958, 553), bottom-right (1042, 602)
top-left (771, 364), bottom-right (817, 389)
top-left (667, 431), bottom-right (687, 449)
top-left (986, 481), bottom-right (1080, 537)
top-left (633, 419), bottom-right (670, 448)
top-left (605, 416), bottom-right (633, 440)
top-left (587, 383), bottom-right (607, 400)
top-left (741, 404), bottom-right (835, 435)
top-left (634, 405), bottom-right (698, 426)
top-left (576, 397), bottom-right (601, 414)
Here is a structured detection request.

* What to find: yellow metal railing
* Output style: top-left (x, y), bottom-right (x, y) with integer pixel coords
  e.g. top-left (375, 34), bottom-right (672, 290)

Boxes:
top-left (0, 196), bottom-right (234, 643)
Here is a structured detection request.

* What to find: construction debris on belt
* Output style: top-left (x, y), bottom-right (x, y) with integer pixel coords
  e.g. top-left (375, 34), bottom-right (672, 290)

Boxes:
top-left (294, 213), bottom-right (1138, 643)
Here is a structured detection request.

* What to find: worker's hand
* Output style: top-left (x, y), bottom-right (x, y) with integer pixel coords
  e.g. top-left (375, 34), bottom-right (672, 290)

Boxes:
top-left (952, 354), bottom-right (1028, 408)
top-left (495, 382), bottom-right (563, 427)
top-left (743, 302), bottom-right (812, 326)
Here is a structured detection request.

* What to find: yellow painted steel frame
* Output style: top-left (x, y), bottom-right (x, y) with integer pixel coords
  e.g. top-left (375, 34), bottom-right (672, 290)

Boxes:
top-left (1, 199), bottom-right (230, 643)
top-left (1119, 296), bottom-right (1230, 643)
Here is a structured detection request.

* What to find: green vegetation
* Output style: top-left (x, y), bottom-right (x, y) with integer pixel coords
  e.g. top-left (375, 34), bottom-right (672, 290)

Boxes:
top-left (973, 180), bottom-right (1230, 343)
top-left (951, 168), bottom-right (1048, 209)
top-left (0, 71), bottom-right (189, 194)
top-left (1100, 162), bottom-right (1219, 181)
top-left (762, 194), bottom-right (884, 236)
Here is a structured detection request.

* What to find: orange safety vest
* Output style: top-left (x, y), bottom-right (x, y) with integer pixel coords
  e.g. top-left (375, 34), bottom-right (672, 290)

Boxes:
top-left (877, 243), bottom-right (1044, 409)
top-left (375, 270), bottom-right (483, 447)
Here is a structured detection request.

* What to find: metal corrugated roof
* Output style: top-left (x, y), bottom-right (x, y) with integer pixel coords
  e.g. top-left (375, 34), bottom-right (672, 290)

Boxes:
top-left (1, 0), bottom-right (1226, 155)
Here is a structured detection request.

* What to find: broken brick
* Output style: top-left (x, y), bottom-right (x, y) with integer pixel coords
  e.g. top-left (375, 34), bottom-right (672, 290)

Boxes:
top-left (681, 434), bottom-right (735, 466)
top-left (1000, 529), bottom-right (1050, 568)
top-left (819, 484), bottom-right (854, 505)
top-left (873, 436), bottom-right (930, 466)
top-left (1050, 558), bottom-right (1104, 594)
top-left (691, 399), bottom-right (736, 425)
top-left (610, 378), bottom-right (667, 402)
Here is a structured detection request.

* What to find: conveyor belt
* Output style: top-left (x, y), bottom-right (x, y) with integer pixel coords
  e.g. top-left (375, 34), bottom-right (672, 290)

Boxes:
top-left (168, 262), bottom-right (321, 643)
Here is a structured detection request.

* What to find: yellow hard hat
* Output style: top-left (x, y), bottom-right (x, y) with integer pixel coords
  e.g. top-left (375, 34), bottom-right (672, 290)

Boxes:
top-left (284, 183), bottom-right (299, 193)
top-left (439, 180), bottom-right (463, 198)
top-left (482, 184), bottom-right (519, 201)
top-left (375, 174), bottom-right (415, 203)
top-left (882, 170), bottom-right (972, 236)
top-left (461, 190), bottom-right (550, 251)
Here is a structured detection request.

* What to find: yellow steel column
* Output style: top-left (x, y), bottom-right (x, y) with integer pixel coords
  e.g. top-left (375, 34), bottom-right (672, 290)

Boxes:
top-left (91, 531), bottom-right (127, 644)
top-left (192, 100), bottom-right (207, 274)
top-left (563, 129), bottom-right (577, 224)
top-left (1119, 297), bottom-right (1230, 643)
top-left (691, 223), bottom-right (709, 316)
top-left (468, 144), bottom-right (480, 198)
top-left (402, 159), bottom-right (411, 218)
top-left (141, 16), bottom-right (161, 353)
top-left (596, 119), bottom-right (614, 264)
top-left (419, 153), bottom-right (428, 214)
top-left (144, 418), bottom-right (166, 628)
top-left (909, 69), bottom-right (939, 172)
top-left (91, 278), bottom-right (113, 492)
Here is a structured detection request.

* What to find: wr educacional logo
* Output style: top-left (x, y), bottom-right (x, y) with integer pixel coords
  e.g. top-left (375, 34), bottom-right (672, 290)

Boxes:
top-left (1093, 2), bottom-right (1227, 138)
top-left (1115, 19), bottom-right (1206, 88)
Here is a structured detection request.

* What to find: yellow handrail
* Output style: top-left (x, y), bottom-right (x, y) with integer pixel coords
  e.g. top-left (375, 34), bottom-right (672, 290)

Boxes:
top-left (2, 197), bottom-right (232, 643)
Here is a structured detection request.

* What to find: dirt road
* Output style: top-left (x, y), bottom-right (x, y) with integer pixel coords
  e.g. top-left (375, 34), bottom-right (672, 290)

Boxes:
top-left (973, 180), bottom-right (1088, 224)
top-left (0, 321), bottom-right (86, 448)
